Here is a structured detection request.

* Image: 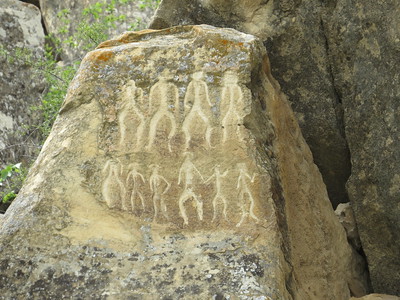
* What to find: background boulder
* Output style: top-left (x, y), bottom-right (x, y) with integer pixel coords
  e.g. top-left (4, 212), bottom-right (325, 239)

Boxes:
top-left (0, 0), bottom-right (45, 166)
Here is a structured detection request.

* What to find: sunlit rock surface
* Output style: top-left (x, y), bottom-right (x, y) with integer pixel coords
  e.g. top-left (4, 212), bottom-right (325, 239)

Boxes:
top-left (0, 25), bottom-right (365, 299)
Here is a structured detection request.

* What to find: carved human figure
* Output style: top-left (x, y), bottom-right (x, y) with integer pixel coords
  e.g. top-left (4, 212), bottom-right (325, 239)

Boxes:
top-left (125, 163), bottom-right (146, 212)
top-left (149, 164), bottom-right (171, 219)
top-left (236, 163), bottom-right (259, 227)
top-left (182, 71), bottom-right (213, 149)
top-left (102, 159), bottom-right (125, 209)
top-left (118, 80), bottom-right (145, 151)
top-left (205, 165), bottom-right (229, 221)
top-left (220, 72), bottom-right (246, 142)
top-left (178, 153), bottom-right (204, 225)
top-left (146, 74), bottom-right (179, 152)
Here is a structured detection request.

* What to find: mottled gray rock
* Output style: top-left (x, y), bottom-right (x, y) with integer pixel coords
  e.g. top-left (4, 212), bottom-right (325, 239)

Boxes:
top-left (0, 25), bottom-right (366, 299)
top-left (150, 0), bottom-right (351, 209)
top-left (0, 0), bottom-right (45, 166)
top-left (323, 0), bottom-right (400, 294)
top-left (39, 0), bottom-right (158, 62)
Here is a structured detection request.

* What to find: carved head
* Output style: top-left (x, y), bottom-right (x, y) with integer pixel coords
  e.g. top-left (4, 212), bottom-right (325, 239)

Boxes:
top-left (223, 71), bottom-right (238, 84)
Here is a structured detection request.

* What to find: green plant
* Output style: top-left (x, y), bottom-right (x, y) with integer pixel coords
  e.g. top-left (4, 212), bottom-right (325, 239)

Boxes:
top-left (0, 163), bottom-right (27, 212)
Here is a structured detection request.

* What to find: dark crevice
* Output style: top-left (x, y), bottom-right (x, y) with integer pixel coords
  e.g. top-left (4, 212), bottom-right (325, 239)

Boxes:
top-left (319, 15), bottom-right (352, 201)
top-left (18, 0), bottom-right (40, 9)
top-left (319, 7), bottom-right (372, 293)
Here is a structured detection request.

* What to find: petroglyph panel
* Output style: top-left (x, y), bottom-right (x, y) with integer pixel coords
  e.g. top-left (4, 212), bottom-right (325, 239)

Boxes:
top-left (91, 28), bottom-right (274, 230)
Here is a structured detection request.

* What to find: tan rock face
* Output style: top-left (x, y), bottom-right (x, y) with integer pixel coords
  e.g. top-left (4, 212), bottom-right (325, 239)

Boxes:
top-left (0, 25), bottom-right (363, 299)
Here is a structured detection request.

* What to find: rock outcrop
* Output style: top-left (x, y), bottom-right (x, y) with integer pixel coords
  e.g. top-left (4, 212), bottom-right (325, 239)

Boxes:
top-left (150, 0), bottom-right (400, 294)
top-left (0, 0), bottom-right (45, 166)
top-left (0, 25), bottom-right (366, 299)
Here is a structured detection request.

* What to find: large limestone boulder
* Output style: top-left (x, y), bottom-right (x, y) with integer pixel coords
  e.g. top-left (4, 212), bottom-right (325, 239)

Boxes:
top-left (150, 0), bottom-right (400, 294)
top-left (0, 25), bottom-right (366, 299)
top-left (39, 0), bottom-right (158, 62)
top-left (0, 0), bottom-right (45, 166)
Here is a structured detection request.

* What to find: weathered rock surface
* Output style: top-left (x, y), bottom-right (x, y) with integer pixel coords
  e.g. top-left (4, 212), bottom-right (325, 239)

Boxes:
top-left (150, 0), bottom-right (351, 209)
top-left (150, 0), bottom-right (400, 294)
top-left (335, 202), bottom-right (362, 251)
top-left (323, 1), bottom-right (400, 294)
top-left (0, 0), bottom-right (45, 166)
top-left (39, 0), bottom-right (158, 62)
top-left (0, 25), bottom-right (366, 299)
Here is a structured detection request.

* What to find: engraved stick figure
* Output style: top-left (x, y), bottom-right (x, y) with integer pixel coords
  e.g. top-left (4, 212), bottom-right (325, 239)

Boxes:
top-left (149, 164), bottom-right (171, 219)
top-left (205, 165), bottom-right (229, 221)
top-left (236, 163), bottom-right (259, 227)
top-left (146, 74), bottom-right (179, 152)
top-left (102, 159), bottom-right (125, 209)
top-left (182, 71), bottom-right (213, 149)
top-left (178, 153), bottom-right (204, 225)
top-left (220, 72), bottom-right (245, 142)
top-left (125, 163), bottom-right (146, 211)
top-left (118, 80), bottom-right (145, 151)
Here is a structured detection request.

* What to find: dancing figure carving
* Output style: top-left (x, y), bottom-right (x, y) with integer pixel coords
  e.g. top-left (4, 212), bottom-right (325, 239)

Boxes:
top-left (182, 71), bottom-right (213, 149)
top-left (118, 80), bottom-right (145, 151)
top-left (220, 72), bottom-right (246, 142)
top-left (102, 159), bottom-right (125, 209)
top-left (236, 163), bottom-right (259, 227)
top-left (125, 163), bottom-right (146, 211)
top-left (149, 164), bottom-right (171, 219)
top-left (146, 75), bottom-right (179, 152)
top-left (205, 165), bottom-right (229, 221)
top-left (178, 153), bottom-right (204, 225)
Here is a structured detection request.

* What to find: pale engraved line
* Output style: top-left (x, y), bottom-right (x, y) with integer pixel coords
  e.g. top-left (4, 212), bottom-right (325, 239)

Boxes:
top-left (118, 80), bottom-right (145, 151)
top-left (182, 71), bottom-right (213, 150)
top-left (149, 164), bottom-right (171, 219)
top-left (146, 76), bottom-right (179, 152)
top-left (178, 153), bottom-right (204, 225)
top-left (236, 163), bottom-right (259, 227)
top-left (102, 159), bottom-right (125, 209)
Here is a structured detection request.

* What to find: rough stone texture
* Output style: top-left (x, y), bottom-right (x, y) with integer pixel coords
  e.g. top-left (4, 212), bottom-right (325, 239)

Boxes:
top-left (150, 0), bottom-right (400, 294)
top-left (150, 0), bottom-right (351, 209)
top-left (0, 25), bottom-right (365, 299)
top-left (39, 0), bottom-right (158, 62)
top-left (323, 1), bottom-right (400, 295)
top-left (335, 202), bottom-right (362, 251)
top-left (0, 0), bottom-right (45, 166)
top-left (351, 294), bottom-right (400, 300)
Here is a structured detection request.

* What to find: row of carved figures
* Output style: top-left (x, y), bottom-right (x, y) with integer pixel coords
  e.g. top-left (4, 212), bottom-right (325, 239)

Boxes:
top-left (101, 154), bottom-right (259, 227)
top-left (117, 71), bottom-right (247, 152)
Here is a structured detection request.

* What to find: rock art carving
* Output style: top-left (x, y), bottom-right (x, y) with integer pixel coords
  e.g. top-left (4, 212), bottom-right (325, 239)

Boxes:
top-left (236, 163), bottom-right (259, 227)
top-left (125, 163), bottom-right (146, 211)
top-left (220, 72), bottom-right (246, 142)
top-left (102, 159), bottom-right (125, 209)
top-left (149, 164), bottom-right (171, 219)
top-left (178, 153), bottom-right (204, 225)
top-left (205, 165), bottom-right (229, 221)
top-left (118, 80), bottom-right (145, 151)
top-left (146, 75), bottom-right (179, 152)
top-left (182, 71), bottom-right (213, 149)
